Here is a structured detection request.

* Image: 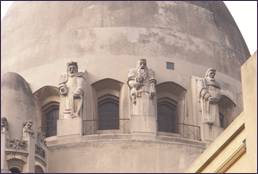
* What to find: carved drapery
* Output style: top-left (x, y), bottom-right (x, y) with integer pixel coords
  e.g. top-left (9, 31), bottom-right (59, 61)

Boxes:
top-left (58, 61), bottom-right (87, 119)
top-left (199, 68), bottom-right (221, 125)
top-left (127, 59), bottom-right (156, 106)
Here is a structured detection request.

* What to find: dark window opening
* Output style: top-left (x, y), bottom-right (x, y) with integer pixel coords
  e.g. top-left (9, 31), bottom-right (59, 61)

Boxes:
top-left (10, 167), bottom-right (21, 173)
top-left (219, 112), bottom-right (225, 128)
top-left (166, 62), bottom-right (174, 70)
top-left (35, 166), bottom-right (44, 173)
top-left (157, 98), bottom-right (178, 133)
top-left (42, 103), bottom-right (59, 137)
top-left (218, 95), bottom-right (235, 129)
top-left (98, 95), bottom-right (119, 130)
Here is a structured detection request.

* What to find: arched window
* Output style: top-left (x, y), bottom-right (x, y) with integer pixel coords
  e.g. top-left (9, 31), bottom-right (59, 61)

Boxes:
top-left (7, 158), bottom-right (25, 173)
top-left (34, 86), bottom-right (59, 137)
top-left (157, 98), bottom-right (178, 133)
top-left (42, 102), bottom-right (59, 137)
top-left (10, 167), bottom-right (21, 173)
top-left (218, 95), bottom-right (236, 129)
top-left (98, 95), bottom-right (119, 130)
top-left (91, 78), bottom-right (124, 134)
top-left (156, 82), bottom-right (186, 135)
top-left (35, 165), bottom-right (44, 173)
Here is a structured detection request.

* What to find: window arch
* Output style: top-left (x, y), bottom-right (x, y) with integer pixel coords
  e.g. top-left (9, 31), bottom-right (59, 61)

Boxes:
top-left (157, 98), bottom-right (178, 133)
top-left (91, 78), bottom-right (124, 134)
top-left (156, 82), bottom-right (186, 135)
top-left (7, 158), bottom-right (25, 173)
top-left (34, 86), bottom-right (59, 137)
top-left (98, 95), bottom-right (119, 130)
top-left (35, 165), bottom-right (44, 173)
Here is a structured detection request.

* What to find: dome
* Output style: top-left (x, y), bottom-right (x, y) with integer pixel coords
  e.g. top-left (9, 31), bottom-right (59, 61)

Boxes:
top-left (1, 2), bottom-right (249, 89)
top-left (1, 72), bottom-right (36, 139)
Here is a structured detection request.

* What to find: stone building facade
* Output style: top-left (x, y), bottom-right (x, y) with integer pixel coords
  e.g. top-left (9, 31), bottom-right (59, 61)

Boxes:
top-left (1, 1), bottom-right (250, 173)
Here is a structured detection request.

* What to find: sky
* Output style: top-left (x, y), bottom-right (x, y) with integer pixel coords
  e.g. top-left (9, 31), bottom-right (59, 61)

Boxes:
top-left (1, 1), bottom-right (257, 55)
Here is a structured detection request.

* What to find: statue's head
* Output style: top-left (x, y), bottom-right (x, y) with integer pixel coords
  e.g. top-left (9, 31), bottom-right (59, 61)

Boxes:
top-left (1, 117), bottom-right (8, 128)
top-left (205, 68), bottom-right (216, 81)
top-left (137, 59), bottom-right (147, 71)
top-left (24, 120), bottom-right (33, 129)
top-left (67, 61), bottom-right (78, 76)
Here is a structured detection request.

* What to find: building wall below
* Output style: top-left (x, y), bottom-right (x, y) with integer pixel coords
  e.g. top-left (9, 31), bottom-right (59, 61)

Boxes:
top-left (46, 134), bottom-right (205, 172)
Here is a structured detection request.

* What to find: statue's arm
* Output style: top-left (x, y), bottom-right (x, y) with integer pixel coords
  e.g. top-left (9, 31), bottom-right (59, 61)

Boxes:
top-left (73, 76), bottom-right (85, 97)
top-left (127, 69), bottom-right (138, 89)
top-left (149, 69), bottom-right (156, 98)
top-left (199, 79), bottom-right (210, 100)
top-left (58, 74), bottom-right (68, 95)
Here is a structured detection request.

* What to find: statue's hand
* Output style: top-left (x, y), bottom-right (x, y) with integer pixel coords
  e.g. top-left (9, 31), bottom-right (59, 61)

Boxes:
top-left (135, 83), bottom-right (142, 90)
top-left (73, 88), bottom-right (83, 98)
top-left (208, 97), bottom-right (219, 103)
top-left (203, 92), bottom-right (211, 101)
top-left (136, 76), bottom-right (144, 83)
top-left (149, 84), bottom-right (156, 99)
top-left (59, 85), bottom-right (68, 95)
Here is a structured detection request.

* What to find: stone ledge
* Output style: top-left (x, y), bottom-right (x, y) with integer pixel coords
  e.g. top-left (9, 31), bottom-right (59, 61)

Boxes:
top-left (46, 133), bottom-right (206, 149)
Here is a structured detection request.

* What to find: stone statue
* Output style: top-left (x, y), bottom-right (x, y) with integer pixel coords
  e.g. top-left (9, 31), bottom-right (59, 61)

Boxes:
top-left (1, 117), bottom-right (8, 133)
top-left (199, 68), bottom-right (221, 125)
top-left (59, 61), bottom-right (87, 119)
top-left (127, 59), bottom-right (156, 116)
top-left (22, 120), bottom-right (34, 137)
top-left (128, 59), bottom-right (156, 104)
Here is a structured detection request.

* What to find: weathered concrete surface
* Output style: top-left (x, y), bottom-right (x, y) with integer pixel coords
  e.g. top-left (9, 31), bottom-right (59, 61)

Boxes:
top-left (46, 134), bottom-right (205, 173)
top-left (1, 2), bottom-right (249, 81)
top-left (1, 1), bottom-right (248, 120)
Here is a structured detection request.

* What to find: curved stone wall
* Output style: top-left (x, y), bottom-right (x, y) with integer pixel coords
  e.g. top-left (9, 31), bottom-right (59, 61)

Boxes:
top-left (1, 72), bottom-right (37, 139)
top-left (46, 134), bottom-right (205, 172)
top-left (1, 2), bottom-right (249, 116)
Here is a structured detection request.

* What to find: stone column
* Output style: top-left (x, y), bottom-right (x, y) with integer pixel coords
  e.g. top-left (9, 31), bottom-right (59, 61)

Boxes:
top-left (1, 117), bottom-right (10, 173)
top-left (22, 120), bottom-right (35, 173)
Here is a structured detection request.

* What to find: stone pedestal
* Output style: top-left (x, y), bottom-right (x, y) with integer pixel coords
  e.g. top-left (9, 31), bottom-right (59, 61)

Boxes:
top-left (57, 117), bottom-right (82, 136)
top-left (131, 94), bottom-right (157, 134)
top-left (23, 134), bottom-right (35, 172)
top-left (1, 132), bottom-right (9, 173)
top-left (132, 94), bottom-right (156, 116)
top-left (131, 115), bottom-right (157, 134)
top-left (201, 124), bottom-right (224, 143)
